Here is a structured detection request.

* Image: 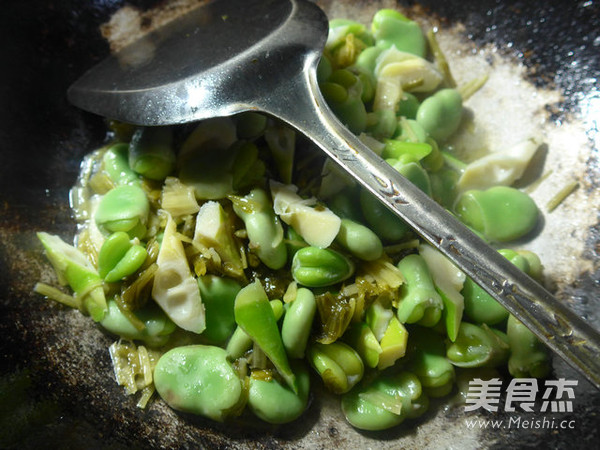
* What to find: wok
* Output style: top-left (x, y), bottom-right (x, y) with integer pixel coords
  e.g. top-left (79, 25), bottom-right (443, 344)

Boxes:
top-left (0, 0), bottom-right (598, 448)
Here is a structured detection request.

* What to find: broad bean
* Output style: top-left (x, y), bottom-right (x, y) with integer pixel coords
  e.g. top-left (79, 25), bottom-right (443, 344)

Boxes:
top-left (454, 186), bottom-right (539, 242)
top-left (406, 326), bottom-right (455, 397)
top-left (102, 143), bottom-right (139, 186)
top-left (321, 69), bottom-right (367, 134)
top-left (416, 88), bottom-right (463, 142)
top-left (153, 345), bottom-right (243, 421)
top-left (197, 275), bottom-right (241, 344)
top-left (291, 247), bottom-right (354, 287)
top-left (100, 299), bottom-right (176, 347)
top-left (341, 371), bottom-right (425, 430)
top-left (308, 341), bottom-right (364, 394)
top-left (372, 9), bottom-right (426, 57)
top-left (128, 126), bottom-right (175, 181)
top-left (396, 254), bottom-right (443, 326)
top-left (232, 188), bottom-right (287, 270)
top-left (359, 161), bottom-right (431, 242)
top-left (95, 184), bottom-right (149, 239)
top-left (235, 111), bottom-right (268, 140)
top-left (462, 248), bottom-right (539, 326)
top-left (365, 109), bottom-right (397, 140)
top-left (281, 288), bottom-right (317, 358)
top-left (397, 92), bottom-right (420, 119)
top-left (507, 314), bottom-right (550, 378)
top-left (446, 322), bottom-right (509, 368)
top-left (343, 322), bottom-right (382, 369)
top-left (248, 361), bottom-right (311, 424)
top-left (335, 218), bottom-right (383, 261)
top-left (98, 231), bottom-right (147, 283)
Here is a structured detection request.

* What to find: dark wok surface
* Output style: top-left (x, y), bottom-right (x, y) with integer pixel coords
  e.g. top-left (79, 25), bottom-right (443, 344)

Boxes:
top-left (1, 0), bottom-right (599, 448)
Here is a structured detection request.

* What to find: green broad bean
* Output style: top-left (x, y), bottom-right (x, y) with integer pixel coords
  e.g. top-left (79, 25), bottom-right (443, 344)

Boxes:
top-left (371, 9), bottom-right (426, 57)
top-left (232, 188), bottom-right (287, 270)
top-left (396, 254), bottom-right (443, 326)
top-left (397, 92), bottom-right (420, 119)
top-left (421, 138), bottom-right (444, 172)
top-left (128, 126), bottom-right (175, 181)
top-left (406, 326), bottom-right (455, 395)
top-left (322, 69), bottom-right (367, 134)
top-left (264, 124), bottom-right (295, 185)
top-left (95, 184), bottom-right (149, 239)
top-left (308, 341), bottom-right (364, 394)
top-left (281, 288), bottom-right (317, 358)
top-left (429, 166), bottom-right (460, 209)
top-left (354, 46), bottom-right (384, 76)
top-left (291, 247), bottom-right (354, 287)
top-left (177, 118), bottom-right (238, 199)
top-left (317, 54), bottom-right (332, 82)
top-left (417, 244), bottom-right (465, 342)
top-left (343, 322), bottom-right (382, 369)
top-left (104, 244), bottom-right (147, 283)
top-left (102, 143), bottom-right (139, 186)
top-left (98, 231), bottom-right (131, 278)
top-left (515, 250), bottom-right (543, 281)
top-left (387, 161), bottom-right (432, 197)
top-left (326, 187), bottom-right (364, 222)
top-left (285, 226), bottom-right (307, 260)
top-left (382, 140), bottom-right (432, 164)
top-left (230, 141), bottom-right (265, 191)
top-left (360, 193), bottom-right (410, 242)
top-left (341, 371), bottom-right (424, 431)
top-left (98, 232), bottom-right (147, 283)
top-left (37, 232), bottom-right (107, 321)
top-left (416, 88), bottom-right (463, 142)
top-left (234, 280), bottom-right (296, 391)
top-left (328, 19), bottom-right (375, 49)
top-left (355, 68), bottom-right (375, 103)
top-left (440, 287), bottom-right (463, 343)
top-left (197, 275), bottom-right (241, 344)
top-left (394, 118), bottom-right (429, 143)
top-left (498, 248), bottom-right (530, 272)
top-left (446, 322), bottom-right (509, 368)
top-left (235, 111), bottom-right (268, 140)
top-left (359, 160), bottom-right (432, 243)
top-left (100, 299), bottom-right (176, 347)
top-left (335, 218), bottom-right (383, 261)
top-left (365, 109), bottom-right (397, 140)
top-left (326, 19), bottom-right (374, 68)
top-left (248, 361), bottom-right (311, 424)
top-left (153, 345), bottom-right (243, 421)
top-left (359, 190), bottom-right (410, 243)
top-left (454, 186), bottom-right (539, 242)
top-left (462, 248), bottom-right (540, 326)
top-left (507, 315), bottom-right (551, 378)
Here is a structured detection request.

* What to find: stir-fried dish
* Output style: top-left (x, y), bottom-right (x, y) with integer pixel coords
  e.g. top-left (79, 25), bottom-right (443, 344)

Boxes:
top-left (35, 9), bottom-right (551, 430)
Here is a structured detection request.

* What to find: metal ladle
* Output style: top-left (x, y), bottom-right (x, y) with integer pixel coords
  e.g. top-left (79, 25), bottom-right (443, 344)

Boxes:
top-left (67, 0), bottom-right (600, 388)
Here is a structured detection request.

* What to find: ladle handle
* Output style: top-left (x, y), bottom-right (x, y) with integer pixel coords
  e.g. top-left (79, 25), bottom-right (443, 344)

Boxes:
top-left (260, 65), bottom-right (600, 390)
